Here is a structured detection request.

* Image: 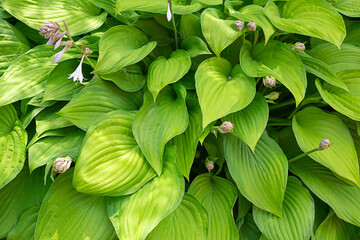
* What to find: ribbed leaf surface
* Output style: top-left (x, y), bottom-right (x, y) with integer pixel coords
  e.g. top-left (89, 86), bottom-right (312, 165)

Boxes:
top-left (181, 36), bottom-right (211, 58)
top-left (238, 214), bottom-right (261, 240)
top-left (7, 205), bottom-right (39, 240)
top-left (328, 0), bottom-right (360, 17)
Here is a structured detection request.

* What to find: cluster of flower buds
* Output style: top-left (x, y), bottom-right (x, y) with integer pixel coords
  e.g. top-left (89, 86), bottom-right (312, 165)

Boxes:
top-left (317, 138), bottom-right (330, 150)
top-left (265, 91), bottom-right (280, 101)
top-left (234, 20), bottom-right (256, 32)
top-left (53, 156), bottom-right (72, 174)
top-left (218, 121), bottom-right (234, 134)
top-left (292, 42), bottom-right (306, 52)
top-left (263, 76), bottom-right (277, 88)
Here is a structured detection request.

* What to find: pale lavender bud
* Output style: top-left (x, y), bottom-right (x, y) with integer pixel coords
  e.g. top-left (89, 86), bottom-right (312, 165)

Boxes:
top-left (46, 31), bottom-right (65, 47)
top-left (263, 76), bottom-right (277, 88)
top-left (293, 42), bottom-right (306, 52)
top-left (318, 138), bottom-right (330, 150)
top-left (167, 1), bottom-right (172, 22)
top-left (211, 129), bottom-right (217, 135)
top-left (265, 91), bottom-right (280, 100)
top-left (219, 121), bottom-right (234, 134)
top-left (234, 20), bottom-right (244, 31)
top-left (53, 156), bottom-right (72, 173)
top-left (53, 40), bottom-right (73, 63)
top-left (205, 161), bottom-right (214, 172)
top-left (247, 21), bottom-right (256, 31)
top-left (39, 21), bottom-right (61, 38)
top-left (84, 47), bottom-right (92, 56)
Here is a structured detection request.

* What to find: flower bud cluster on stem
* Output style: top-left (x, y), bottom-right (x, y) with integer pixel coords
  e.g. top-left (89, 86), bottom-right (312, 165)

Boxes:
top-left (233, 20), bottom-right (257, 32)
top-left (288, 138), bottom-right (331, 163)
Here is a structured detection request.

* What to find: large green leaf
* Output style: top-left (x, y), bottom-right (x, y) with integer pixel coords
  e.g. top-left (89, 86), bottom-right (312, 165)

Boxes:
top-left (93, 25), bottom-right (157, 75)
top-left (188, 174), bottom-right (239, 240)
top-left (292, 107), bottom-right (360, 186)
top-left (180, 14), bottom-right (202, 40)
top-left (181, 36), bottom-right (211, 58)
top-left (0, 167), bottom-right (50, 238)
top-left (240, 40), bottom-right (307, 106)
top-left (35, 169), bottom-right (116, 240)
top-left (107, 148), bottom-right (184, 240)
top-left (238, 214), bottom-right (261, 240)
top-left (223, 92), bottom-right (269, 152)
top-left (290, 158), bottom-right (360, 227)
top-left (314, 210), bottom-right (359, 240)
top-left (146, 194), bottom-right (208, 240)
top-left (35, 104), bottom-right (73, 135)
top-left (0, 0), bottom-right (107, 36)
top-left (58, 77), bottom-right (143, 130)
top-left (73, 110), bottom-right (156, 196)
top-left (133, 85), bottom-right (189, 175)
top-left (224, 132), bottom-right (288, 216)
top-left (328, 0), bottom-right (360, 17)
top-left (253, 176), bottom-right (315, 240)
top-left (148, 50), bottom-right (191, 100)
top-left (264, 0), bottom-right (346, 47)
top-left (195, 57), bottom-right (256, 128)
top-left (7, 205), bottom-right (39, 240)
top-left (0, 46), bottom-right (55, 107)
top-left (0, 105), bottom-right (27, 190)
top-left (201, 8), bottom-right (242, 57)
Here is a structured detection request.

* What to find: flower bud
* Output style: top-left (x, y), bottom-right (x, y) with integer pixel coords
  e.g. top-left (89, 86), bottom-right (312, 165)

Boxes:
top-left (166, 1), bottom-right (172, 22)
top-left (247, 21), bottom-right (256, 31)
top-left (53, 156), bottom-right (72, 173)
top-left (205, 161), bottom-right (214, 172)
top-left (39, 21), bottom-right (61, 39)
top-left (318, 138), bottom-right (330, 150)
top-left (234, 20), bottom-right (244, 31)
top-left (265, 91), bottom-right (280, 100)
top-left (84, 47), bottom-right (92, 56)
top-left (263, 76), bottom-right (277, 88)
top-left (219, 121), bottom-right (234, 134)
top-left (293, 42), bottom-right (306, 52)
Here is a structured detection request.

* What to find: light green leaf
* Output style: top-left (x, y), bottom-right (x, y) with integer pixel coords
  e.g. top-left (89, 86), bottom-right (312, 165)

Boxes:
top-left (195, 57), bottom-right (256, 128)
top-left (107, 148), bottom-right (185, 240)
top-left (264, 0), bottom-right (346, 47)
top-left (7, 205), bottom-right (39, 240)
top-left (240, 40), bottom-right (307, 106)
top-left (93, 25), bottom-right (157, 75)
top-left (35, 169), bottom-right (116, 240)
top-left (0, 105), bottom-right (27, 190)
top-left (292, 107), bottom-right (360, 186)
top-left (133, 85), bottom-right (189, 175)
top-left (188, 174), bottom-right (239, 240)
top-left (133, 18), bottom-right (173, 47)
top-left (0, 46), bottom-right (55, 107)
top-left (146, 194), bottom-right (208, 240)
top-left (201, 8), bottom-right (242, 57)
top-left (73, 110), bottom-right (156, 196)
top-left (328, 0), bottom-right (360, 17)
top-left (225, 2), bottom-right (275, 43)
top-left (223, 132), bottom-right (288, 216)
top-left (148, 50), bottom-right (191, 100)
top-left (290, 157), bottom-right (360, 227)
top-left (224, 92), bottom-right (269, 151)
top-left (0, 167), bottom-right (50, 238)
top-left (238, 214), bottom-right (261, 240)
top-left (180, 14), bottom-right (202, 40)
top-left (253, 177), bottom-right (315, 240)
top-left (181, 36), bottom-right (211, 58)
top-left (0, 0), bottom-right (107, 36)
top-left (58, 76), bottom-right (143, 130)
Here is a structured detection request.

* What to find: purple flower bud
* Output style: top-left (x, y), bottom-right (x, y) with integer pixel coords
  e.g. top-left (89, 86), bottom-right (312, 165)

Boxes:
top-left (318, 138), bottom-right (330, 150)
top-left (53, 156), bottom-right (72, 173)
top-left (219, 121), bottom-right (234, 134)
top-left (265, 91), bottom-right (280, 100)
top-left (84, 47), bottom-right (92, 56)
top-left (247, 21), bottom-right (256, 31)
top-left (293, 42), bottom-right (306, 52)
top-left (39, 21), bottom-right (61, 38)
top-left (205, 161), bottom-right (214, 172)
top-left (234, 20), bottom-right (244, 31)
top-left (263, 76), bottom-right (277, 88)
top-left (53, 40), bottom-right (73, 63)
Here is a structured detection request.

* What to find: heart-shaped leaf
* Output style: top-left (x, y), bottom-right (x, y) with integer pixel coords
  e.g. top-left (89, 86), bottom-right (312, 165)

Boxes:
top-left (148, 50), bottom-right (191, 100)
top-left (93, 25), bottom-right (157, 75)
top-left (201, 8), bottom-right (242, 57)
top-left (188, 173), bottom-right (239, 240)
top-left (0, 0), bottom-right (107, 36)
top-left (240, 40), bottom-right (307, 106)
top-left (253, 176), bottom-right (315, 240)
top-left (328, 0), bottom-right (360, 17)
top-left (292, 107), bottom-right (360, 186)
top-left (107, 148), bottom-right (185, 240)
top-left (224, 132), bottom-right (288, 216)
top-left (223, 92), bottom-right (269, 152)
top-left (133, 84), bottom-right (189, 175)
top-left (147, 194), bottom-right (208, 240)
top-left (181, 36), bottom-right (212, 58)
top-left (264, 0), bottom-right (346, 47)
top-left (6, 205), bottom-right (39, 240)
top-left (35, 169), bottom-right (116, 239)
top-left (195, 57), bottom-right (256, 128)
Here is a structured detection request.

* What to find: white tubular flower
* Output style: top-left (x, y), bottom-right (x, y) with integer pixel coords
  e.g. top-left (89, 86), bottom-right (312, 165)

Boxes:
top-left (167, 1), bottom-right (172, 22)
top-left (68, 54), bottom-right (85, 84)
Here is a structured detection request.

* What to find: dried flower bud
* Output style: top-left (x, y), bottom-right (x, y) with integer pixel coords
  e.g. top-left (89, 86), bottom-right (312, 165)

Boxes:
top-left (219, 121), bottom-right (234, 134)
top-left (265, 91), bottom-right (280, 101)
top-left (39, 21), bottom-right (61, 39)
top-left (247, 21), bottom-right (256, 31)
top-left (195, 151), bottom-right (201, 158)
top-left (318, 138), bottom-right (330, 150)
top-left (53, 156), bottom-right (72, 173)
top-left (263, 76), bottom-right (277, 88)
top-left (205, 161), bottom-right (214, 172)
top-left (293, 42), bottom-right (306, 52)
top-left (234, 20), bottom-right (244, 31)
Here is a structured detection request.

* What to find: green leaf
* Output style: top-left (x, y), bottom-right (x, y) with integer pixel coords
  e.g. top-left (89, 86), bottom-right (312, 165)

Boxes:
top-left (344, 20), bottom-right (360, 46)
top-left (240, 40), bottom-right (307, 106)
top-left (253, 176), bottom-right (315, 240)
top-left (93, 25), bottom-right (157, 75)
top-left (0, 46), bottom-right (55, 107)
top-left (195, 57), bottom-right (256, 128)
top-left (0, 167), bottom-right (50, 238)
top-left (292, 107), bottom-right (360, 186)
top-left (188, 174), bottom-right (239, 240)
top-left (264, 0), bottom-right (346, 47)
top-left (148, 50), bottom-right (191, 100)
top-left (73, 110), bottom-right (156, 196)
top-left (180, 14), bottom-right (202, 40)
top-left (0, 105), bottom-right (27, 190)
top-left (238, 214), bottom-right (261, 240)
top-left (107, 148), bottom-right (185, 240)
top-left (224, 92), bottom-right (269, 152)
top-left (225, 2), bottom-right (275, 43)
top-left (7, 205), bottom-right (39, 240)
top-left (201, 8), bottom-right (242, 57)
top-left (328, 0), bottom-right (360, 17)
top-left (314, 210), bottom-right (359, 240)
top-left (223, 132), bottom-right (288, 216)
top-left (290, 158), bottom-right (360, 227)
top-left (146, 194), bottom-right (208, 240)
top-left (58, 76), bottom-right (143, 130)
top-left (133, 85), bottom-right (189, 175)
top-left (35, 104), bottom-right (73, 135)
top-left (181, 36), bottom-right (212, 58)
top-left (133, 18), bottom-right (173, 47)
top-left (0, 0), bottom-right (107, 36)
top-left (35, 169), bottom-right (116, 240)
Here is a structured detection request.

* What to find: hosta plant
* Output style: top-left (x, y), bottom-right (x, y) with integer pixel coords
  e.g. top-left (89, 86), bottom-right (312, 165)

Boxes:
top-left (0, 0), bottom-right (360, 239)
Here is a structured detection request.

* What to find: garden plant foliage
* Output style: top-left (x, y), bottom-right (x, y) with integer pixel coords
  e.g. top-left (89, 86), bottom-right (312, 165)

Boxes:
top-left (0, 0), bottom-right (360, 239)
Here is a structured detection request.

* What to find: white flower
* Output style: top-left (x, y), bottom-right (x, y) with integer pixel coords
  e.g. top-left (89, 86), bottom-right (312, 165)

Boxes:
top-left (68, 54), bottom-right (85, 83)
top-left (167, 1), bottom-right (172, 22)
